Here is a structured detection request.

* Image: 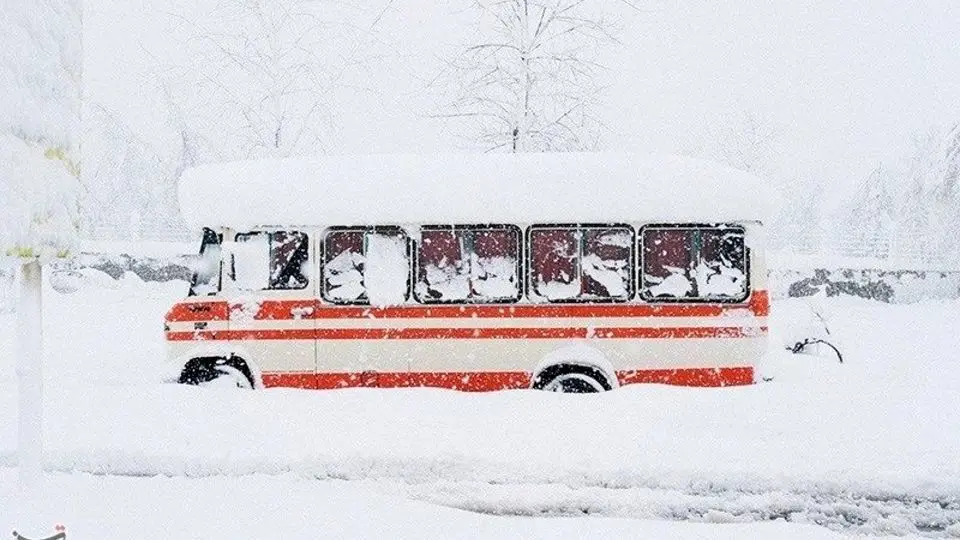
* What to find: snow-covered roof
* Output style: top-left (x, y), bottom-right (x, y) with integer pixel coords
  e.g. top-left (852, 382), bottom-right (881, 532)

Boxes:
top-left (179, 153), bottom-right (769, 230)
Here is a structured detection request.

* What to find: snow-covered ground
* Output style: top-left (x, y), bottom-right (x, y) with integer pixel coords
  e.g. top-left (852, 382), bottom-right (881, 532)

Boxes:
top-left (1, 274), bottom-right (959, 537)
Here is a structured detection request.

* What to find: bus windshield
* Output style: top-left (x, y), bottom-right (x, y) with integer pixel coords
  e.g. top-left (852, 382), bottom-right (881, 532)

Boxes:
top-left (189, 227), bottom-right (222, 296)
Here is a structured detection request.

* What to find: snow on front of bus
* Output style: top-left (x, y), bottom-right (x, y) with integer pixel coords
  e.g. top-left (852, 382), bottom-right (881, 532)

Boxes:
top-left (178, 153), bottom-right (771, 230)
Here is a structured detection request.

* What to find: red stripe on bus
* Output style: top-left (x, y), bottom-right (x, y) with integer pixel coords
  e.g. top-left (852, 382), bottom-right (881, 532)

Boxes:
top-left (166, 291), bottom-right (769, 323)
top-left (260, 367), bottom-right (754, 390)
top-left (617, 366), bottom-right (754, 386)
top-left (165, 301), bottom-right (230, 323)
top-left (749, 290), bottom-right (769, 317)
top-left (166, 326), bottom-right (767, 342)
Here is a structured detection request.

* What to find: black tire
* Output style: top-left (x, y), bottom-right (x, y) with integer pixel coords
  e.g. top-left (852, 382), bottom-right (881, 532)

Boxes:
top-left (532, 364), bottom-right (612, 393)
top-left (179, 356), bottom-right (254, 389)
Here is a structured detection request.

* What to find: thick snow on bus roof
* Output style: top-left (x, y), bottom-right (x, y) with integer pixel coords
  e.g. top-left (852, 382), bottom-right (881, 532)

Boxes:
top-left (179, 153), bottom-right (769, 229)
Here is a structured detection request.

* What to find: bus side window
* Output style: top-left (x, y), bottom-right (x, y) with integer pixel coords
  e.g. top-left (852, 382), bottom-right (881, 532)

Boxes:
top-left (270, 231), bottom-right (310, 290)
top-left (581, 228), bottom-right (633, 299)
top-left (415, 225), bottom-right (521, 304)
top-left (640, 225), bottom-right (747, 302)
top-left (233, 231), bottom-right (310, 291)
top-left (640, 228), bottom-right (693, 299)
top-left (323, 230), bottom-right (367, 302)
top-left (189, 227), bottom-right (222, 296)
top-left (529, 225), bottom-right (633, 303)
top-left (322, 227), bottom-right (410, 306)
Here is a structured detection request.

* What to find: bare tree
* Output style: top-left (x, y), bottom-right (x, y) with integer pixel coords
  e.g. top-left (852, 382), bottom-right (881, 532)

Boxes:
top-left (919, 122), bottom-right (960, 262)
top-left (435, 0), bottom-right (617, 152)
top-left (708, 109), bottom-right (779, 178)
top-left (840, 163), bottom-right (895, 258)
top-left (167, 0), bottom-right (376, 161)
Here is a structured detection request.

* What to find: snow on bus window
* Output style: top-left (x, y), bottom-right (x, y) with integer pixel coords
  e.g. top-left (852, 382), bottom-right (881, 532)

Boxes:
top-left (322, 228), bottom-right (409, 306)
top-left (324, 230), bottom-right (366, 301)
top-left (529, 226), bottom-right (633, 302)
top-left (640, 226), bottom-right (747, 301)
top-left (233, 231), bottom-right (309, 291)
top-left (364, 233), bottom-right (409, 307)
top-left (415, 226), bottom-right (520, 303)
top-left (232, 233), bottom-right (271, 291)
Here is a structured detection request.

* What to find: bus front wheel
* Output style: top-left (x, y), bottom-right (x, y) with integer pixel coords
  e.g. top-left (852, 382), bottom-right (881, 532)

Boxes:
top-left (179, 357), bottom-right (254, 389)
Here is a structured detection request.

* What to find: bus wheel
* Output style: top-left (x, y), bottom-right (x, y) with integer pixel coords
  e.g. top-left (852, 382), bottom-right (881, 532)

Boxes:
top-left (180, 357), bottom-right (254, 389)
top-left (533, 365), bottom-right (611, 393)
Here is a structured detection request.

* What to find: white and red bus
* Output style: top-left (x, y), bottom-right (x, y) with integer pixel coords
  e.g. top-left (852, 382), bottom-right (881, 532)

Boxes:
top-left (165, 153), bottom-right (769, 392)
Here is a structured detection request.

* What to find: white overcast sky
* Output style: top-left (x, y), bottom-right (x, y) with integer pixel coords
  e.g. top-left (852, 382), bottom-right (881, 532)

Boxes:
top-left (86, 0), bottom-right (960, 202)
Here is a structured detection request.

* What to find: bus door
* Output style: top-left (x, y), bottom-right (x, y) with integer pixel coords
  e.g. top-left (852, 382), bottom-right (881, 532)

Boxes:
top-left (319, 227), bottom-right (411, 388)
top-left (225, 230), bottom-right (317, 388)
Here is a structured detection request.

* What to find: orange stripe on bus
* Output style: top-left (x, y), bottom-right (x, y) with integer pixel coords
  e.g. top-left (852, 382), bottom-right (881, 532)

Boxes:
top-left (165, 301), bottom-right (230, 323)
top-left (166, 291), bottom-right (769, 322)
top-left (260, 367), bottom-right (754, 390)
top-left (166, 326), bottom-right (767, 342)
top-left (617, 366), bottom-right (754, 386)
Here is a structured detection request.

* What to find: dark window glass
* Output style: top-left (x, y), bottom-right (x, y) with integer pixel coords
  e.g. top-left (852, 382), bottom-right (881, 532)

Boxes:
top-left (322, 228), bottom-right (409, 305)
top-left (529, 226), bottom-right (633, 302)
top-left (415, 226), bottom-right (521, 303)
top-left (640, 226), bottom-right (747, 301)
top-left (189, 227), bottom-right (222, 296)
top-left (234, 231), bottom-right (309, 290)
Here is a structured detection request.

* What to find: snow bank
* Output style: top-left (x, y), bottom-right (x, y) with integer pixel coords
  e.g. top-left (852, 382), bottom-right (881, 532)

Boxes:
top-left (1, 285), bottom-right (959, 535)
top-left (0, 469), bottom-right (851, 539)
top-left (179, 153), bottom-right (770, 229)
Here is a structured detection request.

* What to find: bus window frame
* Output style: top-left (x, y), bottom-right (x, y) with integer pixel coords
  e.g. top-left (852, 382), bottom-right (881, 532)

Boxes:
top-left (638, 223), bottom-right (750, 304)
top-left (189, 227), bottom-right (223, 297)
top-left (525, 223), bottom-right (636, 304)
top-left (413, 223), bottom-right (523, 305)
top-left (319, 225), bottom-right (412, 306)
top-left (232, 229), bottom-right (311, 291)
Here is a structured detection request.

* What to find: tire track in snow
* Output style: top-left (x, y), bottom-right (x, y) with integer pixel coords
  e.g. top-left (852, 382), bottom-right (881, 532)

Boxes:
top-left (389, 479), bottom-right (960, 537)
top-left (2, 455), bottom-right (957, 537)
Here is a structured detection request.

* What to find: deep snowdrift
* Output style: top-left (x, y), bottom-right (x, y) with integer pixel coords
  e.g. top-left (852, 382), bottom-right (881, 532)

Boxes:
top-left (0, 276), bottom-right (958, 536)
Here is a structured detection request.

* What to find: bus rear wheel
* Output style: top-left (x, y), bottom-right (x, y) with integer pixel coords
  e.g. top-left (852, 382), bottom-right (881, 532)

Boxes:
top-left (180, 357), bottom-right (254, 389)
top-left (533, 365), bottom-right (611, 394)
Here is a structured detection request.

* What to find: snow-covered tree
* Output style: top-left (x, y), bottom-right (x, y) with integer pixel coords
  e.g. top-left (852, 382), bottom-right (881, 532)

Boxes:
top-left (0, 0), bottom-right (82, 532)
top-left (1, 0), bottom-right (82, 257)
top-left (81, 103), bottom-right (185, 238)
top-left (922, 123), bottom-right (960, 263)
top-left (840, 164), bottom-right (895, 258)
top-left (885, 124), bottom-right (960, 264)
top-left (436, 0), bottom-right (617, 152)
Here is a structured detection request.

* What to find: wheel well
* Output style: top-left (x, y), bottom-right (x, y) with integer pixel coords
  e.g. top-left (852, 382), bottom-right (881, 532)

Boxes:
top-left (179, 355), bottom-right (255, 387)
top-left (531, 363), bottom-right (614, 391)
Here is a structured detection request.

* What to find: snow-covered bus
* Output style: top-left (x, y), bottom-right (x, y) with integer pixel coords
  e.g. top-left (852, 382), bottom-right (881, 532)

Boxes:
top-left (165, 153), bottom-right (769, 392)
